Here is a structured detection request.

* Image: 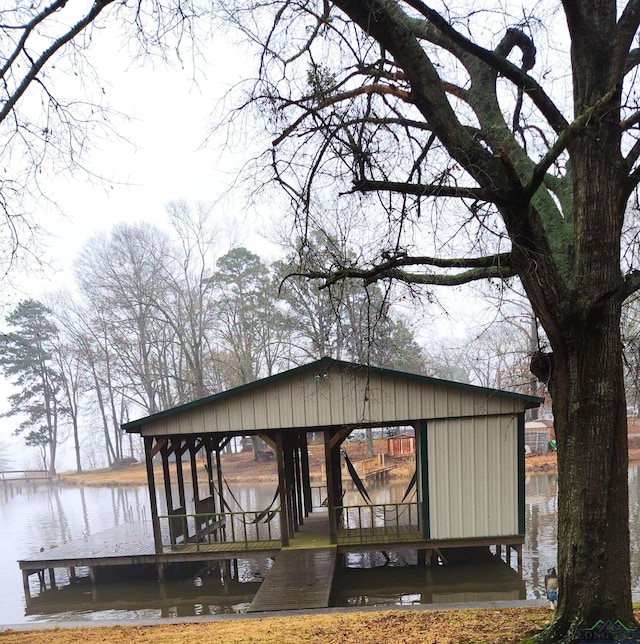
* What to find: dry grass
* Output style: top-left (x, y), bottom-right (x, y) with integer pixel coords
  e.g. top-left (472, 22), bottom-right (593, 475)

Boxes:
top-left (58, 439), bottom-right (413, 488)
top-left (0, 607), bottom-right (555, 643)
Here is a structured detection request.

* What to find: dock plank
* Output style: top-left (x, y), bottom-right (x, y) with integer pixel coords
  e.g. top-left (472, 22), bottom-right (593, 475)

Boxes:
top-left (248, 547), bottom-right (337, 612)
top-left (19, 522), bottom-right (281, 571)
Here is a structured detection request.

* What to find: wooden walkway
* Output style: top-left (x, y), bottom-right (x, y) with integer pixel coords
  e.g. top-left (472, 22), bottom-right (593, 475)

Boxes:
top-left (248, 546), bottom-right (337, 612)
top-left (18, 521), bottom-right (281, 597)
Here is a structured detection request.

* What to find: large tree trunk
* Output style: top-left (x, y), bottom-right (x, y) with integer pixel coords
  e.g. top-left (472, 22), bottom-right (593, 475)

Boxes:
top-left (534, 306), bottom-right (634, 639)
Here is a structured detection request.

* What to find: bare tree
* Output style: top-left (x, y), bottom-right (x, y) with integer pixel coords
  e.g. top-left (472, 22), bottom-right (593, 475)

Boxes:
top-left (0, 0), bottom-right (205, 276)
top-left (225, 0), bottom-right (640, 636)
top-left (75, 222), bottom-right (179, 415)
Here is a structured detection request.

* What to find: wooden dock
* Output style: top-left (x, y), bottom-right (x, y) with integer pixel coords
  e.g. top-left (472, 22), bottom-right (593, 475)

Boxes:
top-left (248, 546), bottom-right (337, 612)
top-left (0, 469), bottom-right (57, 484)
top-left (18, 521), bottom-right (280, 597)
top-left (18, 509), bottom-right (524, 611)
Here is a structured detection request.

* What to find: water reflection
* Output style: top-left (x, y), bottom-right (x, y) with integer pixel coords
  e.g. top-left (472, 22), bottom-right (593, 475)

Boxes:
top-left (2, 468), bottom-right (639, 624)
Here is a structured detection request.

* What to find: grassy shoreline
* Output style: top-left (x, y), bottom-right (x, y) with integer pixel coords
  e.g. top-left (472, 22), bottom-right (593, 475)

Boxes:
top-left (55, 444), bottom-right (573, 488)
top-left (0, 606), bottom-right (556, 643)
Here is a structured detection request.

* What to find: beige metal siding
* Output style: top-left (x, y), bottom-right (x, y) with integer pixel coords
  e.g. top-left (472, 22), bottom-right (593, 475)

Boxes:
top-left (138, 364), bottom-right (527, 437)
top-left (427, 416), bottom-right (518, 539)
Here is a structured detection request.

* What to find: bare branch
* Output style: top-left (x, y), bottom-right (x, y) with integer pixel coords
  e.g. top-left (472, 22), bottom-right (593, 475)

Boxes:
top-left (290, 256), bottom-right (515, 289)
top-left (615, 0), bottom-right (640, 78)
top-left (0, 1), bottom-right (117, 125)
top-left (402, 0), bottom-right (568, 133)
top-left (353, 178), bottom-right (499, 203)
top-left (272, 84), bottom-right (411, 146)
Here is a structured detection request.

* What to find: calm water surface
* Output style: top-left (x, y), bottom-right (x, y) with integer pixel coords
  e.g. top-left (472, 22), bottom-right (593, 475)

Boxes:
top-left (1, 469), bottom-right (638, 624)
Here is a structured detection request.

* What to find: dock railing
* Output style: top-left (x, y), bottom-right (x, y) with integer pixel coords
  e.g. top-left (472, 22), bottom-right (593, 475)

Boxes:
top-left (336, 501), bottom-right (421, 545)
top-left (342, 454), bottom-right (387, 476)
top-left (158, 509), bottom-right (282, 550)
top-left (0, 470), bottom-right (57, 483)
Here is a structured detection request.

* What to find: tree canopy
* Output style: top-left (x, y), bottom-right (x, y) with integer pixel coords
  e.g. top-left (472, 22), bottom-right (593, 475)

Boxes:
top-left (225, 0), bottom-right (640, 639)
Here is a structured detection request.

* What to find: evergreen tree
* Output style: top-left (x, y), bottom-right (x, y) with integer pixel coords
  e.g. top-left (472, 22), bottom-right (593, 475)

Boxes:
top-left (0, 300), bottom-right (60, 474)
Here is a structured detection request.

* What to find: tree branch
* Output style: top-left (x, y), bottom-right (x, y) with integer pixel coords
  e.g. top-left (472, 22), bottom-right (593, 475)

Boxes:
top-left (332, 0), bottom-right (513, 195)
top-left (615, 0), bottom-right (640, 79)
top-left (0, 0), bottom-right (117, 126)
top-left (623, 269), bottom-right (640, 300)
top-left (285, 251), bottom-right (513, 290)
top-left (625, 48), bottom-right (640, 75)
top-left (290, 256), bottom-right (515, 289)
top-left (353, 178), bottom-right (499, 202)
top-left (272, 84), bottom-right (411, 146)
top-left (401, 0), bottom-right (568, 133)
top-left (525, 88), bottom-right (619, 197)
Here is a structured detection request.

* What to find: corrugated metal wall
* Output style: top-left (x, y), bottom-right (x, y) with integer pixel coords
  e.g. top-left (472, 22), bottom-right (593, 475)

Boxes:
top-left (427, 415), bottom-right (518, 539)
top-left (139, 365), bottom-right (524, 436)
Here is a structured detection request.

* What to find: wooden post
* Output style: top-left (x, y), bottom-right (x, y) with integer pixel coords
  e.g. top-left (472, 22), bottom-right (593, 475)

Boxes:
top-left (161, 441), bottom-right (175, 542)
top-left (144, 437), bottom-right (163, 554)
top-left (215, 440), bottom-right (226, 541)
top-left (175, 439), bottom-right (187, 510)
top-left (48, 568), bottom-right (56, 590)
top-left (22, 570), bottom-right (31, 600)
top-left (173, 439), bottom-right (189, 542)
top-left (294, 434), bottom-right (304, 524)
top-left (284, 434), bottom-right (297, 533)
top-left (300, 432), bottom-right (312, 516)
top-left (189, 439), bottom-right (200, 507)
top-left (324, 429), bottom-right (337, 544)
top-left (205, 439), bottom-right (216, 510)
top-left (275, 430), bottom-right (289, 546)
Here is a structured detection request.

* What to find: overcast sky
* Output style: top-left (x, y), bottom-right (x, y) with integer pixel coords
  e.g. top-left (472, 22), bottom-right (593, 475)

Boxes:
top-left (0, 24), bottom-right (277, 467)
top-left (6, 25), bottom-right (273, 304)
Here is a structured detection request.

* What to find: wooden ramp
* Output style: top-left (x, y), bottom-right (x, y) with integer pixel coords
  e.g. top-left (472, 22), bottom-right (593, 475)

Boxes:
top-left (248, 546), bottom-right (337, 612)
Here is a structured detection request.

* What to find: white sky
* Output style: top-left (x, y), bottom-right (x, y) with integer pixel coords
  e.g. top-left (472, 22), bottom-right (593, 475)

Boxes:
top-left (7, 25), bottom-right (275, 302)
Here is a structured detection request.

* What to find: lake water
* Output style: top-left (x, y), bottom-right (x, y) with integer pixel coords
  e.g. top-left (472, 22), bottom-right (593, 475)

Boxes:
top-left (0, 469), bottom-right (638, 624)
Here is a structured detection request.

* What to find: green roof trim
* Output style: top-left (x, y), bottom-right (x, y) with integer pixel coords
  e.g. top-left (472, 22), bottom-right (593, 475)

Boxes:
top-left (122, 356), bottom-right (543, 433)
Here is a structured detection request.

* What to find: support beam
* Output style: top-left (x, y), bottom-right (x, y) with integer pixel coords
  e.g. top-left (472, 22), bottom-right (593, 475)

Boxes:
top-left (300, 432), bottom-right (312, 517)
top-left (324, 429), bottom-right (337, 544)
top-left (214, 439), bottom-right (227, 541)
top-left (284, 433), bottom-right (297, 533)
top-left (175, 439), bottom-right (187, 510)
top-left (189, 439), bottom-right (200, 506)
top-left (294, 433), bottom-right (304, 524)
top-left (150, 437), bottom-right (168, 458)
top-left (144, 436), bottom-right (163, 554)
top-left (205, 438), bottom-right (216, 506)
top-left (275, 430), bottom-right (290, 546)
top-left (257, 432), bottom-right (277, 451)
top-left (330, 426), bottom-right (353, 450)
top-left (416, 421), bottom-right (430, 540)
top-left (22, 570), bottom-right (31, 600)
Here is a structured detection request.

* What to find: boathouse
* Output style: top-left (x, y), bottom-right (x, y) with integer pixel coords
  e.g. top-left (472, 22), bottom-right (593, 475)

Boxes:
top-left (122, 357), bottom-right (540, 561)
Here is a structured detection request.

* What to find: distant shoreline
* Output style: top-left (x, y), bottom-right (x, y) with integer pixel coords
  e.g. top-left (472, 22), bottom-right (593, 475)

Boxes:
top-left (48, 440), bottom-right (640, 487)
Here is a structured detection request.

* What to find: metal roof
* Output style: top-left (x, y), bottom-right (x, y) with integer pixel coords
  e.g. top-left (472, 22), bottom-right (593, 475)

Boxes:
top-left (122, 357), bottom-right (542, 434)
